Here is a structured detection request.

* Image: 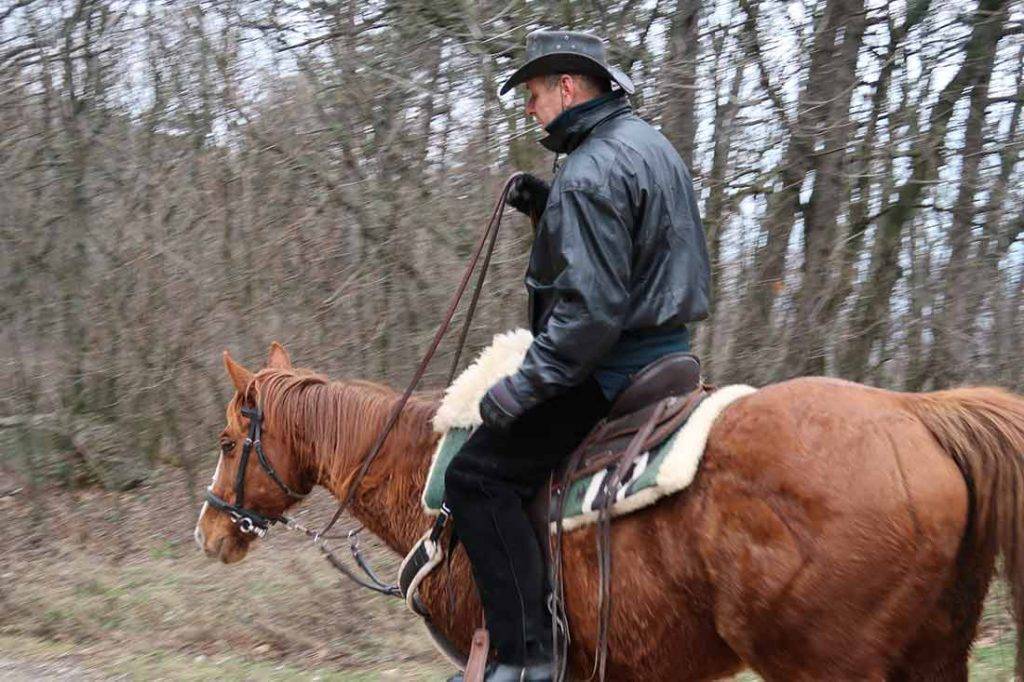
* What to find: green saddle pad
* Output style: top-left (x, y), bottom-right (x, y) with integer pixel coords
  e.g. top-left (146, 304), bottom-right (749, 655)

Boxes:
top-left (422, 384), bottom-right (756, 532)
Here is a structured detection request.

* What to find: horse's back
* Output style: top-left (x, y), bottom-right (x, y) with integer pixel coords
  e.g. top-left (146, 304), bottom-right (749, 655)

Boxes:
top-left (707, 375), bottom-right (963, 490)
top-left (691, 375), bottom-right (969, 678)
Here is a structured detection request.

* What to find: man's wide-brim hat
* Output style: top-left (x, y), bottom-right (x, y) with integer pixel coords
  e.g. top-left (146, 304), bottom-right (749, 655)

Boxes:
top-left (499, 29), bottom-right (635, 96)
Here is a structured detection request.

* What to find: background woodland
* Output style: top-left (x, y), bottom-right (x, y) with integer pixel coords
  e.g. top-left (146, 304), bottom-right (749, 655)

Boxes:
top-left (1, 0), bottom-right (1022, 500)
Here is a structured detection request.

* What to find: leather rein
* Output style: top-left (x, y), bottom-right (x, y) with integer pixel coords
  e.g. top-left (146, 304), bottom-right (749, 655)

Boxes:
top-left (208, 173), bottom-right (522, 595)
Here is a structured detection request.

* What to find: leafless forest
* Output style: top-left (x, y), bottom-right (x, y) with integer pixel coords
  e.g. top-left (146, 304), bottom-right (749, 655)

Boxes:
top-left (2, 0), bottom-right (1024, 550)
top-left (0, 0), bottom-right (1022, 676)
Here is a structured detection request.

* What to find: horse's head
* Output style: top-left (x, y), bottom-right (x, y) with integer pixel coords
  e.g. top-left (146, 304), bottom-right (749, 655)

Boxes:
top-left (195, 342), bottom-right (312, 563)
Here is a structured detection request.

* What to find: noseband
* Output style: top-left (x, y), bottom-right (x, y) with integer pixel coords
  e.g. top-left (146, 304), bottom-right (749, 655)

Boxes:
top-left (205, 405), bottom-right (305, 537)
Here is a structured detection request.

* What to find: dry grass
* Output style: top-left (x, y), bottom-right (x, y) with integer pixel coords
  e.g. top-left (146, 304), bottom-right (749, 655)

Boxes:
top-left (0, 469), bottom-right (447, 679)
top-left (0, 468), bottom-right (1018, 680)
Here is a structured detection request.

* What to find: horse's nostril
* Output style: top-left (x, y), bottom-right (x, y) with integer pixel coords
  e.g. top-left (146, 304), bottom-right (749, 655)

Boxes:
top-left (202, 535), bottom-right (223, 559)
top-left (194, 525), bottom-right (205, 550)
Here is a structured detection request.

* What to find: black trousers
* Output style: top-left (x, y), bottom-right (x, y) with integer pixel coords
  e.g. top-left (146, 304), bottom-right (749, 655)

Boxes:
top-left (444, 377), bottom-right (611, 666)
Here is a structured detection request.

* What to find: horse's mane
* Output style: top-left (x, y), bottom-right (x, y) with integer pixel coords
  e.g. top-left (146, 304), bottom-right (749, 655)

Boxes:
top-left (227, 367), bottom-right (439, 491)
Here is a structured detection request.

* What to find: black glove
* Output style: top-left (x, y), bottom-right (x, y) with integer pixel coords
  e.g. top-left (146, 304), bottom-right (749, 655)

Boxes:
top-left (507, 173), bottom-right (550, 220)
top-left (479, 377), bottom-right (526, 433)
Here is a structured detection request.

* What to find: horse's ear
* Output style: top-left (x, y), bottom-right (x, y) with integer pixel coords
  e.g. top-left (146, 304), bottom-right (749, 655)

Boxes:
top-left (267, 342), bottom-right (292, 369)
top-left (223, 350), bottom-right (253, 394)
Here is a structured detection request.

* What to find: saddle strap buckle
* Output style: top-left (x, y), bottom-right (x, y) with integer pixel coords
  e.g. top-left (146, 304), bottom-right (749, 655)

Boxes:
top-left (398, 521), bottom-right (449, 616)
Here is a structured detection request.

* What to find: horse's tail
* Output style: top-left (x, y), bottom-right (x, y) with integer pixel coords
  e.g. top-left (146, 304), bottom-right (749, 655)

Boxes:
top-left (902, 385), bottom-right (1024, 669)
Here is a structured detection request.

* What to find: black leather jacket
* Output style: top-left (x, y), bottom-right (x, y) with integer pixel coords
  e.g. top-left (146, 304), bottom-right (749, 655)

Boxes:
top-left (505, 90), bottom-right (711, 411)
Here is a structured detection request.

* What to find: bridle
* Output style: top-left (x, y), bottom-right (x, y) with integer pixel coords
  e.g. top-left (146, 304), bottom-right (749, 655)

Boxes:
top-left (205, 405), bottom-right (306, 538)
top-left (203, 174), bottom-right (521, 595)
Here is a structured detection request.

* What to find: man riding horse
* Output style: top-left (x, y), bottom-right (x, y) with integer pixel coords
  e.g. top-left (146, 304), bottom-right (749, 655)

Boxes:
top-left (444, 29), bottom-right (711, 681)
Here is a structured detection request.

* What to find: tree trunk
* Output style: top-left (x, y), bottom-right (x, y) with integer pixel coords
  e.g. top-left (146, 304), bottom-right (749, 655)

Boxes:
top-left (662, 0), bottom-right (701, 169)
top-left (782, 0), bottom-right (867, 377)
top-left (728, 0), bottom-right (853, 383)
top-left (841, 0), bottom-right (1009, 380)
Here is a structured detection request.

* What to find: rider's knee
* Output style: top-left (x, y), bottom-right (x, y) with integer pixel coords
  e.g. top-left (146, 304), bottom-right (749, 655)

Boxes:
top-left (444, 452), bottom-right (475, 501)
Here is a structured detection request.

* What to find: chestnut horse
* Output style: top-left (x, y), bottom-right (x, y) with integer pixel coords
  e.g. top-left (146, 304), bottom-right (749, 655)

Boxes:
top-left (195, 342), bottom-right (1024, 680)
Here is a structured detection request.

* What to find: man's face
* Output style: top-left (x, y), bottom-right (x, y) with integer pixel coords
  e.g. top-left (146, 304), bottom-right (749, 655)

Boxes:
top-left (523, 75), bottom-right (572, 128)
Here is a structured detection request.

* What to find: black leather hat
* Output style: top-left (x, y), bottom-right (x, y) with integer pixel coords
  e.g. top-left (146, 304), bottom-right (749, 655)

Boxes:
top-left (499, 29), bottom-right (635, 96)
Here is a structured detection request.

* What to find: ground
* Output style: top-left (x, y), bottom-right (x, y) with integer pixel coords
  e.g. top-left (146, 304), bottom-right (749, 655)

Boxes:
top-left (0, 468), bottom-right (1017, 680)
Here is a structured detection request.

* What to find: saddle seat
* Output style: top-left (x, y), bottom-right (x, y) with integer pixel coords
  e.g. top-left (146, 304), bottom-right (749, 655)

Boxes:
top-left (528, 351), bottom-right (712, 551)
top-left (608, 351), bottom-right (703, 419)
top-left (408, 331), bottom-right (756, 678)
top-left (557, 352), bottom-right (709, 494)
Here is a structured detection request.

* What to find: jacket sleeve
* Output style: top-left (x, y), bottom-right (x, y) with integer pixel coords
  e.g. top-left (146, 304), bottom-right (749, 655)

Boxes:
top-left (505, 186), bottom-right (632, 409)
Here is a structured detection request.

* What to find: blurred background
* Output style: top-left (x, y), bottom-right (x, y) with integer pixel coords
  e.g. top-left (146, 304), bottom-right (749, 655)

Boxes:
top-left (1, 0), bottom-right (1022, 678)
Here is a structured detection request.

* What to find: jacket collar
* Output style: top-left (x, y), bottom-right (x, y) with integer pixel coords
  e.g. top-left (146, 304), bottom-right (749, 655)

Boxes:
top-left (540, 90), bottom-right (630, 154)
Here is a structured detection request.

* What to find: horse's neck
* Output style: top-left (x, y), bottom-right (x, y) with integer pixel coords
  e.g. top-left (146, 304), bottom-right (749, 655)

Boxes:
top-left (311, 384), bottom-right (439, 556)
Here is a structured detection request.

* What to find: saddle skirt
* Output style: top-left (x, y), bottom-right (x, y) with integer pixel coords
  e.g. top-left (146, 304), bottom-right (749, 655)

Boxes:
top-left (424, 329), bottom-right (756, 531)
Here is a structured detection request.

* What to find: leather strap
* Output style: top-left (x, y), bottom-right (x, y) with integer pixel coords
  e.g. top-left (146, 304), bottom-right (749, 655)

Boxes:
top-left (317, 174), bottom-right (524, 539)
top-left (464, 627), bottom-right (490, 682)
top-left (549, 385), bottom-right (714, 680)
top-left (591, 400), bottom-right (666, 680)
top-left (604, 400), bottom-right (666, 497)
top-left (568, 390), bottom-right (710, 483)
top-left (205, 404), bottom-right (306, 537)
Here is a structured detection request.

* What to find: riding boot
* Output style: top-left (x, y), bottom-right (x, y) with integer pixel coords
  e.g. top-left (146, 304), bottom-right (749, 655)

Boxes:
top-left (445, 379), bottom-right (610, 668)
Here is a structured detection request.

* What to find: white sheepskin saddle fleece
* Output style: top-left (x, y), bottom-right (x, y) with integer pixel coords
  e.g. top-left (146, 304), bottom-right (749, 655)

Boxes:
top-left (431, 328), bottom-right (535, 433)
top-left (424, 329), bottom-right (756, 531)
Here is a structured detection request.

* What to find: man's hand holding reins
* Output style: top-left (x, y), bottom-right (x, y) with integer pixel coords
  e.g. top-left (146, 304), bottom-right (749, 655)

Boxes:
top-left (507, 173), bottom-right (550, 222)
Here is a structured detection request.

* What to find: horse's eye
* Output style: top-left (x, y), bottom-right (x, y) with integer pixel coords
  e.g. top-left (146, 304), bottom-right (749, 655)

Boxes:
top-left (220, 441), bottom-right (235, 455)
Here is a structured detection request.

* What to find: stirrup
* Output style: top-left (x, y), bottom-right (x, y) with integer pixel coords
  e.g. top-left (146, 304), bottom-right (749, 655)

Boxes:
top-left (448, 662), bottom-right (554, 682)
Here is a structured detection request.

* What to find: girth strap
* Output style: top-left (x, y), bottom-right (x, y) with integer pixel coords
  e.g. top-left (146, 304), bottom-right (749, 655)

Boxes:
top-left (398, 503), bottom-right (452, 617)
top-left (593, 399), bottom-right (667, 680)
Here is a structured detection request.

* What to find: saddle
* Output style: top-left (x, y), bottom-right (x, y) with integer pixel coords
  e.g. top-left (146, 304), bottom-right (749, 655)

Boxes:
top-left (560, 352), bottom-right (708, 491)
top-left (534, 352), bottom-right (713, 681)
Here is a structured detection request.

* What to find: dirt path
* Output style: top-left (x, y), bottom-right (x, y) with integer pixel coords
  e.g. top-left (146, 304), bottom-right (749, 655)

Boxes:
top-left (0, 657), bottom-right (98, 681)
top-left (0, 475), bottom-right (1016, 681)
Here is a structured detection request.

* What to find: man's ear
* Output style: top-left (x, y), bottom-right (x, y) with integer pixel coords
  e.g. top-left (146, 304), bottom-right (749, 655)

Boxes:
top-left (561, 74), bottom-right (575, 105)
top-left (267, 342), bottom-right (292, 369)
top-left (223, 351), bottom-right (253, 394)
